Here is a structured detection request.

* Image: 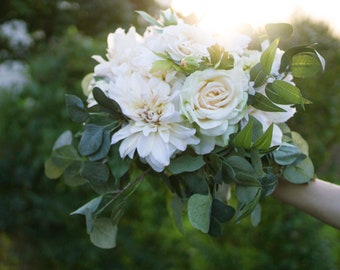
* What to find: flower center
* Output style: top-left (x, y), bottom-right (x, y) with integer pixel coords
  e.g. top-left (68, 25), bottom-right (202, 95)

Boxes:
top-left (138, 105), bottom-right (163, 124)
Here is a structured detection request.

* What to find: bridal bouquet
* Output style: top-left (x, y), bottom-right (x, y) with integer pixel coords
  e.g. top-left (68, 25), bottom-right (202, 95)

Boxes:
top-left (45, 9), bottom-right (324, 248)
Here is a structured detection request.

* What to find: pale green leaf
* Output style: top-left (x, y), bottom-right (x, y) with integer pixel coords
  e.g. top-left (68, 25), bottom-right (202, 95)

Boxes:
top-left (167, 155), bottom-right (205, 174)
top-left (187, 193), bottom-right (212, 233)
top-left (283, 156), bottom-right (314, 184)
top-left (71, 196), bottom-right (103, 216)
top-left (90, 217), bottom-right (118, 249)
top-left (251, 203), bottom-right (262, 226)
top-left (53, 130), bottom-right (73, 151)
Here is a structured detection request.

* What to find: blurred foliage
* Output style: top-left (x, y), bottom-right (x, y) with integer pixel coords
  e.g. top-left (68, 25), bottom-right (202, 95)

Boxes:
top-left (0, 1), bottom-right (340, 269)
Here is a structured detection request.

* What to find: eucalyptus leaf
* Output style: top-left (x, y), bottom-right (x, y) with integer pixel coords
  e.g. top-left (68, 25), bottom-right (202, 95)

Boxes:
top-left (52, 130), bottom-right (73, 151)
top-left (89, 217), bottom-right (118, 249)
top-left (235, 188), bottom-right (261, 222)
top-left (168, 154), bottom-right (205, 175)
top-left (211, 199), bottom-right (235, 223)
top-left (283, 156), bottom-right (314, 184)
top-left (236, 185), bottom-right (261, 204)
top-left (108, 143), bottom-right (132, 181)
top-left (260, 38), bottom-right (279, 75)
top-left (273, 143), bottom-right (306, 166)
top-left (224, 156), bottom-right (255, 176)
top-left (180, 172), bottom-right (209, 195)
top-left (78, 124), bottom-right (104, 156)
top-left (81, 161), bottom-right (110, 185)
top-left (187, 193), bottom-right (212, 233)
top-left (208, 216), bottom-right (222, 237)
top-left (92, 87), bottom-right (121, 115)
top-left (169, 194), bottom-right (185, 233)
top-left (65, 94), bottom-right (89, 123)
top-left (291, 131), bottom-right (309, 155)
top-left (71, 196), bottom-right (103, 216)
top-left (44, 158), bottom-right (65, 179)
top-left (136, 10), bottom-right (163, 27)
top-left (63, 161), bottom-right (87, 187)
top-left (251, 203), bottom-right (262, 226)
top-left (88, 129), bottom-right (111, 161)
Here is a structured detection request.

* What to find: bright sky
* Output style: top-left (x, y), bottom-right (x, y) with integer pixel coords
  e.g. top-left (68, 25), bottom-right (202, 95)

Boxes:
top-left (157, 0), bottom-right (340, 37)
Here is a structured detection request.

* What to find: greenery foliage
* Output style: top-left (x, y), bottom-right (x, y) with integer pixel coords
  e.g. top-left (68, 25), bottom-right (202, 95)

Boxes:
top-left (1, 1), bottom-right (340, 269)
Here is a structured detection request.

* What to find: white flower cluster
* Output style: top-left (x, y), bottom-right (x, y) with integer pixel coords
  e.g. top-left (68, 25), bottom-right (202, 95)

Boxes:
top-left (86, 11), bottom-right (296, 172)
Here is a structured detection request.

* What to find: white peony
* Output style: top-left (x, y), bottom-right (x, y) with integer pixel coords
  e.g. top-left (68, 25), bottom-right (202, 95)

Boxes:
top-left (110, 73), bottom-right (199, 172)
top-left (180, 68), bottom-right (248, 154)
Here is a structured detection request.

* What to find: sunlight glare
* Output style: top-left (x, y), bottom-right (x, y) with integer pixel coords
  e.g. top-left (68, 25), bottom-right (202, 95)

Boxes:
top-left (172, 0), bottom-right (297, 35)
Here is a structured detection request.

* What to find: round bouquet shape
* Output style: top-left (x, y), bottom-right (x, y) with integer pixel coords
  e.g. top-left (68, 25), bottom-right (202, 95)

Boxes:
top-left (45, 9), bottom-right (325, 248)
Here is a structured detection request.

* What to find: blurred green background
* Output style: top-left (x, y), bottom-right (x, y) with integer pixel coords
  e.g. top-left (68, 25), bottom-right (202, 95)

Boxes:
top-left (1, 0), bottom-right (340, 269)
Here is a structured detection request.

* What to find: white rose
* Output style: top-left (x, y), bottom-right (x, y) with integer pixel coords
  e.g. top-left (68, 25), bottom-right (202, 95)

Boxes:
top-left (180, 68), bottom-right (248, 154)
top-left (151, 22), bottom-right (214, 62)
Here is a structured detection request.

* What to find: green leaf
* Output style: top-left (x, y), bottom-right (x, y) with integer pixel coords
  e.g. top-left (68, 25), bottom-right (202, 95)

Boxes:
top-left (44, 158), bottom-right (65, 179)
top-left (180, 172), bottom-right (209, 195)
top-left (211, 199), bottom-right (235, 223)
top-left (169, 194), bottom-right (185, 233)
top-left (88, 129), bottom-right (111, 161)
top-left (65, 94), bottom-right (89, 123)
top-left (92, 87), bottom-right (121, 114)
top-left (283, 156), bottom-right (314, 184)
top-left (187, 193), bottom-right (212, 233)
top-left (90, 217), bottom-right (118, 249)
top-left (224, 156), bottom-right (255, 176)
top-left (249, 63), bottom-right (268, 87)
top-left (266, 80), bottom-right (305, 105)
top-left (248, 93), bottom-right (286, 112)
top-left (208, 216), bottom-right (222, 237)
top-left (78, 124), bottom-right (104, 156)
top-left (279, 46), bottom-right (325, 74)
top-left (52, 130), bottom-right (73, 151)
top-left (265, 23), bottom-right (293, 40)
top-left (81, 161), bottom-right (109, 185)
top-left (81, 73), bottom-right (93, 96)
top-left (151, 59), bottom-right (179, 74)
top-left (260, 38), bottom-right (280, 75)
top-left (273, 143), bottom-right (306, 165)
top-left (71, 196), bottom-right (103, 216)
top-left (235, 187), bottom-right (261, 222)
top-left (108, 143), bottom-right (132, 181)
top-left (167, 154), bottom-right (205, 174)
top-left (63, 161), bottom-right (87, 187)
top-left (136, 10), bottom-right (163, 27)
top-left (253, 123), bottom-right (273, 150)
top-left (259, 173), bottom-right (278, 196)
top-left (251, 203), bottom-right (262, 226)
top-left (291, 52), bottom-right (325, 78)
top-left (291, 131), bottom-right (309, 155)
top-left (233, 118), bottom-right (253, 149)
top-left (45, 144), bottom-right (81, 179)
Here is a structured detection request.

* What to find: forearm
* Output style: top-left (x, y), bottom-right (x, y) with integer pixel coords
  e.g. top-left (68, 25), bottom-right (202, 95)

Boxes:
top-left (272, 178), bottom-right (340, 229)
